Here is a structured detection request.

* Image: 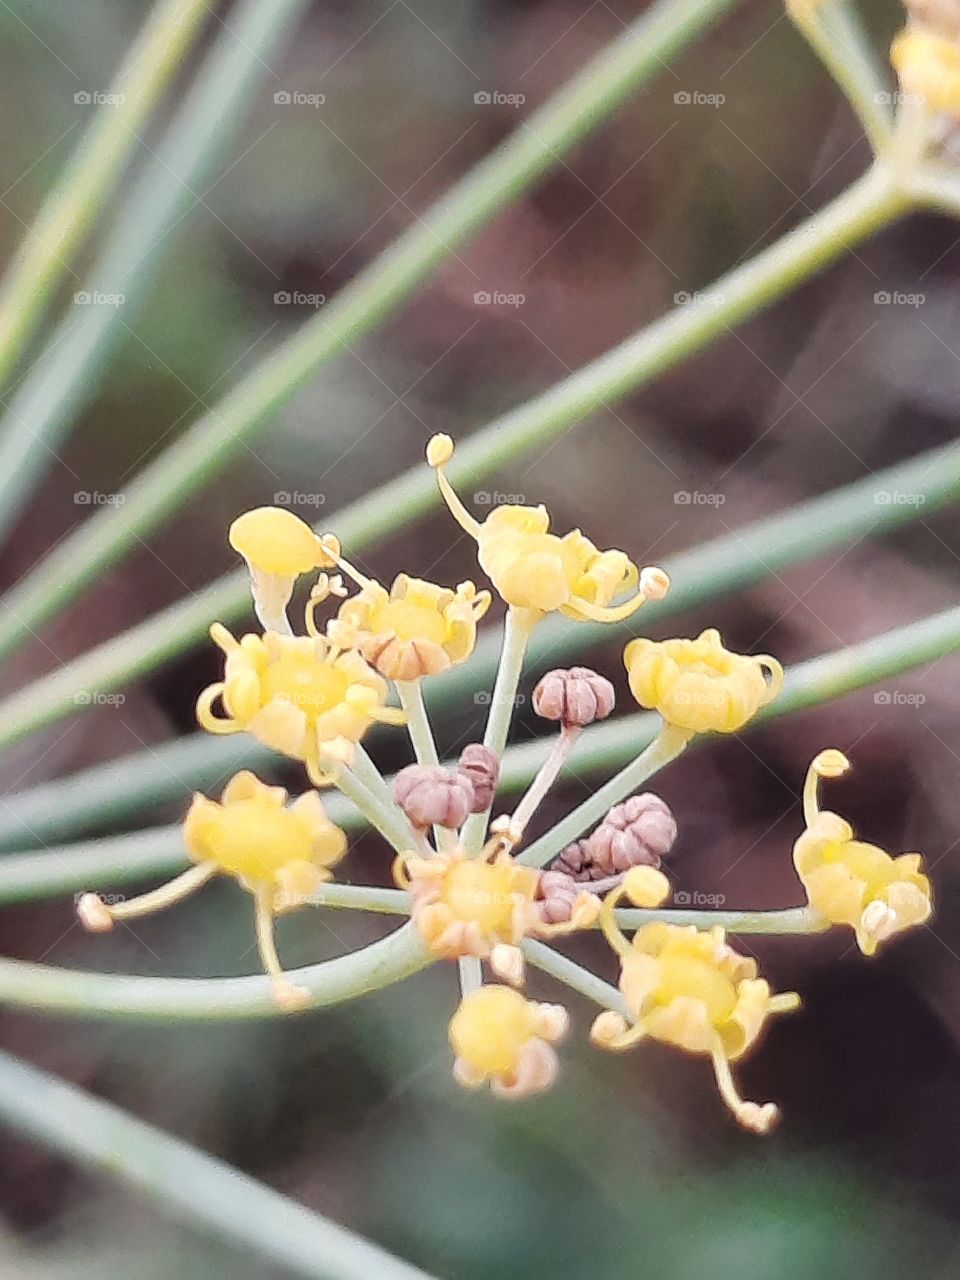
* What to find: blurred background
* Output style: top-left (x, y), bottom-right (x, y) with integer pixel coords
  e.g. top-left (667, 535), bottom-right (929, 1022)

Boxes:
top-left (2, 0), bottom-right (960, 1275)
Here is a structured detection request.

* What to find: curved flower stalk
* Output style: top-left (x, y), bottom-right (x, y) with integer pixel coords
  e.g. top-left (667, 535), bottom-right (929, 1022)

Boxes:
top-left (196, 624), bottom-right (405, 786)
top-left (591, 870), bottom-right (800, 1133)
top-left (78, 772), bottom-right (347, 1010)
top-left (793, 749), bottom-right (932, 954)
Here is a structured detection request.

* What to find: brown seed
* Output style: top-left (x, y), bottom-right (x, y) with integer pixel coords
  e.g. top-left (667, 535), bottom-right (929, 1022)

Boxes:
top-left (393, 764), bottom-right (475, 829)
top-left (587, 793), bottom-right (677, 875)
top-left (532, 667), bottom-right (615, 727)
top-left (457, 743), bottom-right (500, 812)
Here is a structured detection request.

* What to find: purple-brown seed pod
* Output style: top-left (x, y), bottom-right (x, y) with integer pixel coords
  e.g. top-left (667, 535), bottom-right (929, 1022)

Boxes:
top-left (393, 764), bottom-right (475, 830)
top-left (587, 792), bottom-right (677, 874)
top-left (532, 666), bottom-right (615, 728)
top-left (457, 743), bottom-right (500, 812)
top-left (536, 870), bottom-right (584, 924)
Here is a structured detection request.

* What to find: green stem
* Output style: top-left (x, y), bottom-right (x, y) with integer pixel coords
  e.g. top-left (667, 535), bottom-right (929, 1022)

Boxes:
top-left (5, 603), bottom-right (960, 906)
top-left (516, 724), bottom-right (692, 868)
top-left (615, 905), bottom-right (826, 933)
top-left (522, 939), bottom-right (625, 1013)
top-left (0, 922), bottom-right (431, 1021)
top-left (0, 0), bottom-right (739, 662)
top-left (0, 1051), bottom-right (437, 1280)
top-left (0, 0), bottom-right (312, 542)
top-left (397, 679), bottom-right (454, 853)
top-left (0, 0), bottom-right (212, 393)
top-left (5, 429), bottom-right (958, 848)
top-left (336, 760), bottom-right (413, 854)
top-left (461, 607), bottom-right (536, 851)
top-left (788, 0), bottom-right (893, 154)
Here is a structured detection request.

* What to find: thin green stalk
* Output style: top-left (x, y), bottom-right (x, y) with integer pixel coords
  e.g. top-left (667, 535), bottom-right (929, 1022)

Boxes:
top-left (516, 724), bottom-right (693, 867)
top-left (3, 430), bottom-right (958, 849)
top-left (4, 603), bottom-right (960, 906)
top-left (787, 0), bottom-right (893, 153)
top-left (396, 678), bottom-right (454, 853)
top-left (336, 761), bottom-right (412, 854)
top-left (0, 921), bottom-right (431, 1020)
top-left (0, 1051), bottom-right (438, 1280)
top-left (0, 0), bottom-right (739, 661)
top-left (0, 0), bottom-right (213, 392)
top-left (615, 904), bottom-right (826, 933)
top-left (0, 0), bottom-right (311, 539)
top-left (462, 607), bottom-right (535, 851)
top-left (522, 939), bottom-right (624, 1013)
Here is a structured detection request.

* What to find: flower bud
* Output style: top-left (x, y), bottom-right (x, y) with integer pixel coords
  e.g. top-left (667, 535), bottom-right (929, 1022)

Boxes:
top-left (393, 764), bottom-right (475, 829)
top-left (536, 870), bottom-right (581, 924)
top-left (457, 743), bottom-right (500, 812)
top-left (532, 666), bottom-right (615, 728)
top-left (587, 792), bottom-right (677, 874)
top-left (551, 838), bottom-right (601, 881)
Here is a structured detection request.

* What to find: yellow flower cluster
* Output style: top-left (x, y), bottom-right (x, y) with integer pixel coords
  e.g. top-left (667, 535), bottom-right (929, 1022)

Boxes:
top-left (426, 434), bottom-right (669, 622)
top-left (73, 441), bottom-right (935, 1128)
top-left (624, 627), bottom-right (782, 735)
top-left (591, 872), bottom-right (799, 1132)
top-left (396, 842), bottom-right (600, 987)
top-left (793, 750), bottom-right (932, 955)
top-left (79, 771), bottom-right (347, 1010)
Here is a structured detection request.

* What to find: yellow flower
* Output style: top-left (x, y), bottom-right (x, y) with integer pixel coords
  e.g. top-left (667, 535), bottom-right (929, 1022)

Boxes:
top-left (891, 27), bottom-right (960, 114)
top-left (591, 879), bottom-right (799, 1132)
top-left (395, 843), bottom-right (599, 985)
top-left (426, 434), bottom-right (669, 620)
top-left (78, 772), bottom-right (347, 1011)
top-left (196, 624), bottom-right (405, 785)
top-left (624, 627), bottom-right (782, 734)
top-left (229, 507), bottom-right (335, 626)
top-left (183, 770), bottom-right (347, 904)
top-left (793, 749), bottom-right (932, 956)
top-left (327, 573), bottom-right (491, 681)
top-left (449, 984), bottom-right (568, 1096)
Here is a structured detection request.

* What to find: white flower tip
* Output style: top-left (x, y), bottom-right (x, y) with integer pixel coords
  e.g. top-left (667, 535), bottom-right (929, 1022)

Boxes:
top-left (77, 893), bottom-right (114, 933)
top-left (735, 1101), bottom-right (780, 1134)
top-left (427, 434), bottom-right (454, 467)
top-left (490, 943), bottom-right (525, 986)
top-left (640, 566), bottom-right (670, 600)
